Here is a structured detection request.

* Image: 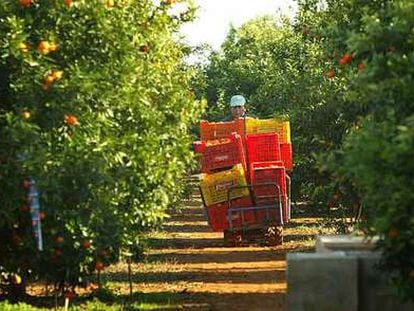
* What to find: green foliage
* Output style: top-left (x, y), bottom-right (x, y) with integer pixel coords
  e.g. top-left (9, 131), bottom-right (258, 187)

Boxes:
top-left (317, 0), bottom-right (414, 300)
top-left (195, 0), bottom-right (414, 301)
top-left (0, 0), bottom-right (202, 292)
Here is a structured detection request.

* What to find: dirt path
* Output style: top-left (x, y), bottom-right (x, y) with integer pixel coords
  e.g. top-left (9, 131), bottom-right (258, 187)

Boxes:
top-left (111, 191), bottom-right (320, 310)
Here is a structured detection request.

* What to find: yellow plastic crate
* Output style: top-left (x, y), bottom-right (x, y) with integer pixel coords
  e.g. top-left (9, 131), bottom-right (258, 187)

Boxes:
top-left (200, 164), bottom-right (249, 206)
top-left (245, 118), bottom-right (291, 143)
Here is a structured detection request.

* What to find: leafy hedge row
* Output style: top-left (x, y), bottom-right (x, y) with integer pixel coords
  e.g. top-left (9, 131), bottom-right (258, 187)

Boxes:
top-left (0, 0), bottom-right (202, 294)
top-left (194, 0), bottom-right (414, 301)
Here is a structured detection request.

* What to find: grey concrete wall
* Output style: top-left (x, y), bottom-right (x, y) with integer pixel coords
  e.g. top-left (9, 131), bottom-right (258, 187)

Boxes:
top-left (287, 252), bottom-right (358, 311)
top-left (287, 236), bottom-right (414, 311)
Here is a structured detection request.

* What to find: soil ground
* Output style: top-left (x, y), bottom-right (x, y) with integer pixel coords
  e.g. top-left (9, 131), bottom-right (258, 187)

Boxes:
top-left (104, 191), bottom-right (324, 310)
top-left (23, 189), bottom-right (326, 310)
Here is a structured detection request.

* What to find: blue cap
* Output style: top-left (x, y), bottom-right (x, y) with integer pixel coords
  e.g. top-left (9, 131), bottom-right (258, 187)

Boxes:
top-left (230, 95), bottom-right (246, 107)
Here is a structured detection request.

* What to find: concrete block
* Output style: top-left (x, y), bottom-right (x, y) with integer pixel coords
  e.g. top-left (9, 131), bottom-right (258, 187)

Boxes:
top-left (287, 252), bottom-right (358, 311)
top-left (316, 235), bottom-right (379, 253)
top-left (357, 253), bottom-right (414, 311)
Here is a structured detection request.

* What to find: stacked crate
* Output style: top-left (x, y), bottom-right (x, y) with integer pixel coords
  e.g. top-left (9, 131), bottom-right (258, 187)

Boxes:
top-left (196, 120), bottom-right (254, 232)
top-left (245, 118), bottom-right (292, 223)
top-left (195, 117), bottom-right (293, 232)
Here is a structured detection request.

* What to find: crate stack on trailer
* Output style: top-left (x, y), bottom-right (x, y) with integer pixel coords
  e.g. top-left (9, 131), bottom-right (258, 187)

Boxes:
top-left (193, 117), bottom-right (292, 245)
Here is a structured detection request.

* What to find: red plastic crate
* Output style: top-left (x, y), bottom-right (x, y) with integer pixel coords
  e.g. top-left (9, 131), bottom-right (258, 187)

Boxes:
top-left (245, 133), bottom-right (281, 164)
top-left (206, 196), bottom-right (255, 232)
top-left (196, 134), bottom-right (246, 173)
top-left (200, 119), bottom-right (245, 141)
top-left (280, 143), bottom-right (293, 171)
top-left (254, 195), bottom-right (287, 225)
top-left (250, 161), bottom-right (286, 196)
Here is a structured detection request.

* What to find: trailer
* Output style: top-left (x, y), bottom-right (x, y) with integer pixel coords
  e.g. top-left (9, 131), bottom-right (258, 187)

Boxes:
top-left (195, 118), bottom-right (293, 247)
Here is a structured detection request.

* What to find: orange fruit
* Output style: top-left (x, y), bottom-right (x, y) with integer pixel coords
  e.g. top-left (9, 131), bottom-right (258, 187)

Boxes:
top-left (82, 239), bottom-right (92, 249)
top-left (357, 62), bottom-right (365, 71)
top-left (95, 261), bottom-right (104, 271)
top-left (105, 0), bottom-right (115, 8)
top-left (45, 75), bottom-right (55, 84)
top-left (339, 53), bottom-right (353, 65)
top-left (55, 236), bottom-right (65, 244)
top-left (22, 111), bottom-right (31, 120)
top-left (21, 179), bottom-right (30, 189)
top-left (19, 0), bottom-right (31, 7)
top-left (326, 70), bottom-right (335, 79)
top-left (38, 41), bottom-right (51, 55)
top-left (64, 0), bottom-right (73, 7)
top-left (52, 70), bottom-right (63, 80)
top-left (11, 274), bottom-right (22, 285)
top-left (64, 114), bottom-right (78, 126)
top-left (164, 0), bottom-right (174, 4)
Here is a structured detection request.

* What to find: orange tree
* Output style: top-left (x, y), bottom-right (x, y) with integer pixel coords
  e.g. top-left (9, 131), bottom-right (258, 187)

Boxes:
top-left (192, 15), bottom-right (346, 202)
top-left (195, 0), bottom-right (414, 300)
top-left (296, 0), bottom-right (414, 300)
top-left (0, 0), bottom-right (201, 295)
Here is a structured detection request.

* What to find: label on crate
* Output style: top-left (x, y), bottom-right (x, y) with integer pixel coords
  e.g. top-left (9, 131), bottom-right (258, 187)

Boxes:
top-left (215, 180), bottom-right (234, 191)
top-left (214, 155), bottom-right (230, 161)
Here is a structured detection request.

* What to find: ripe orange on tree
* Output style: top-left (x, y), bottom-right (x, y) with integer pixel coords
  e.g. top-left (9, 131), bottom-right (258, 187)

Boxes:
top-left (325, 70), bottom-right (335, 79)
top-left (55, 236), bottom-right (65, 244)
top-left (64, 0), bottom-right (73, 8)
top-left (19, 0), bottom-right (31, 8)
top-left (11, 274), bottom-right (22, 285)
top-left (52, 70), bottom-right (63, 80)
top-left (94, 260), bottom-right (104, 271)
top-left (339, 53), bottom-right (353, 65)
top-left (22, 111), bottom-right (31, 120)
top-left (82, 239), bottom-right (92, 249)
top-left (105, 0), bottom-right (115, 8)
top-left (64, 114), bottom-right (77, 126)
top-left (21, 179), bottom-right (30, 189)
top-left (37, 41), bottom-right (51, 55)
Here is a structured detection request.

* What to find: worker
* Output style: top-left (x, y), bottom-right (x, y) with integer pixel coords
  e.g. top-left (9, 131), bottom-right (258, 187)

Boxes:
top-left (228, 94), bottom-right (247, 120)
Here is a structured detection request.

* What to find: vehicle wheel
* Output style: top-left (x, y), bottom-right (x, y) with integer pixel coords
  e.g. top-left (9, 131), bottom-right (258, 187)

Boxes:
top-left (224, 229), bottom-right (242, 247)
top-left (264, 226), bottom-right (283, 246)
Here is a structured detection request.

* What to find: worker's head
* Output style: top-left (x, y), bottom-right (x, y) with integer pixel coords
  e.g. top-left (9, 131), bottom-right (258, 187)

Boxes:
top-left (229, 95), bottom-right (246, 119)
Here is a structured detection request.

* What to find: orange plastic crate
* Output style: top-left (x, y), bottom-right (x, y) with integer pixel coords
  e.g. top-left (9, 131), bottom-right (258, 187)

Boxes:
top-left (200, 119), bottom-right (245, 141)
